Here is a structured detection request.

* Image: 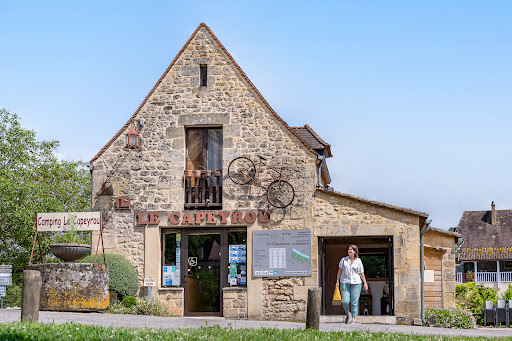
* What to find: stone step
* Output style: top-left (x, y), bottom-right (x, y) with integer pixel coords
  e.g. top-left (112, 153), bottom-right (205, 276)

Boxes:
top-left (321, 315), bottom-right (396, 324)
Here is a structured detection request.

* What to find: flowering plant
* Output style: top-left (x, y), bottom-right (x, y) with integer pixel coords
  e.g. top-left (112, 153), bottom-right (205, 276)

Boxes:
top-left (49, 214), bottom-right (90, 245)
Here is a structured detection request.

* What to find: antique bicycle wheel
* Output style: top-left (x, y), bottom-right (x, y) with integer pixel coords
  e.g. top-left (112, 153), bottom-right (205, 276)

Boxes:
top-left (267, 179), bottom-right (295, 208)
top-left (228, 156), bottom-right (256, 185)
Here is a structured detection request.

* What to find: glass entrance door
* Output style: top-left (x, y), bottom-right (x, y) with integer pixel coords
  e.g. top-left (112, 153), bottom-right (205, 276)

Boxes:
top-left (186, 233), bottom-right (221, 314)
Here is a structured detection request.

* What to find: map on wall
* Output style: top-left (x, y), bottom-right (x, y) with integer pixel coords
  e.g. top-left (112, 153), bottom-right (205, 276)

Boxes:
top-left (252, 229), bottom-right (312, 277)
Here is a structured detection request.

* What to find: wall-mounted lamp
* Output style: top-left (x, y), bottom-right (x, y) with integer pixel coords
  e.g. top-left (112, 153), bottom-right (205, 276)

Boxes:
top-left (126, 126), bottom-right (140, 149)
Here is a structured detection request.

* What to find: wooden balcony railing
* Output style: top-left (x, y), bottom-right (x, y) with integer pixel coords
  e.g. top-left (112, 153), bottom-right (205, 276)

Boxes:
top-left (184, 170), bottom-right (222, 208)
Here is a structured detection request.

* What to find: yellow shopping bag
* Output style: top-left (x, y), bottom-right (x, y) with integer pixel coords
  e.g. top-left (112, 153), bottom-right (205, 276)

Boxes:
top-left (332, 286), bottom-right (342, 306)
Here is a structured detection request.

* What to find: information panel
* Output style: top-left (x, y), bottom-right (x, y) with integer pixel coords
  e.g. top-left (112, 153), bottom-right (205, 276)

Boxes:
top-left (253, 229), bottom-right (312, 277)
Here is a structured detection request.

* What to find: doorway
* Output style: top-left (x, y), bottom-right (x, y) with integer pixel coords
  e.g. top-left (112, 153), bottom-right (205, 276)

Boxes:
top-left (162, 228), bottom-right (247, 316)
top-left (320, 236), bottom-right (394, 316)
top-left (186, 232), bottom-right (222, 314)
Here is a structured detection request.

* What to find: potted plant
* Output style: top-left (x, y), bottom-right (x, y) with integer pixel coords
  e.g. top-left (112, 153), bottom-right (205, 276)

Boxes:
top-left (49, 215), bottom-right (91, 262)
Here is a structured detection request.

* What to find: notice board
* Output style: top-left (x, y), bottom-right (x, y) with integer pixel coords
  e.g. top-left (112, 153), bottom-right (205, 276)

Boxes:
top-left (252, 229), bottom-right (312, 277)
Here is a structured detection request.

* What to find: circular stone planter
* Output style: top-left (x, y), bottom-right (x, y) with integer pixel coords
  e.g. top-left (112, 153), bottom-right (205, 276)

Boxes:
top-left (49, 243), bottom-right (91, 262)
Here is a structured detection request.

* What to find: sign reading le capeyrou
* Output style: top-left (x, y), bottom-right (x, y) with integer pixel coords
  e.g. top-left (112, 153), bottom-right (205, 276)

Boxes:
top-left (36, 212), bottom-right (101, 231)
top-left (135, 210), bottom-right (272, 226)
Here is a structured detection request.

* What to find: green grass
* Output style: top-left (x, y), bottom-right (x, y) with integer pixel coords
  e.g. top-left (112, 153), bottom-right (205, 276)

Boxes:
top-left (0, 322), bottom-right (509, 341)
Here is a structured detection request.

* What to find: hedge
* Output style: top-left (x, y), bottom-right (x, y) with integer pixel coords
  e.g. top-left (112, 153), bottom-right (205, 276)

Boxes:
top-left (79, 253), bottom-right (138, 299)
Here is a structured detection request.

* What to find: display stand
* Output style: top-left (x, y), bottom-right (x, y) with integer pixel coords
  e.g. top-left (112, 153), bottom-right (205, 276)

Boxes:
top-left (29, 215), bottom-right (105, 265)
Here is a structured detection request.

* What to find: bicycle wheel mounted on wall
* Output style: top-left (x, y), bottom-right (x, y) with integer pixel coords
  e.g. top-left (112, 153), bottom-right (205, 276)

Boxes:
top-left (267, 180), bottom-right (295, 208)
top-left (228, 156), bottom-right (256, 185)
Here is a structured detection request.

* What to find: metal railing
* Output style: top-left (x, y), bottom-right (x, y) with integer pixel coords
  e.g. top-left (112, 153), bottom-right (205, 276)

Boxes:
top-left (456, 272), bottom-right (463, 283)
top-left (184, 169), bottom-right (222, 208)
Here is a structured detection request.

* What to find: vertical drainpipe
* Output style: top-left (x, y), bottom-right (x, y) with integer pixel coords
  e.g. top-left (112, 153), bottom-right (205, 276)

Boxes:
top-left (317, 155), bottom-right (325, 187)
top-left (421, 219), bottom-right (431, 324)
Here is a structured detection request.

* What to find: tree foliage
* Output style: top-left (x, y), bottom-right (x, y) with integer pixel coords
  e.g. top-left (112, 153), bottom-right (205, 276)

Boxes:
top-left (0, 108), bottom-right (91, 283)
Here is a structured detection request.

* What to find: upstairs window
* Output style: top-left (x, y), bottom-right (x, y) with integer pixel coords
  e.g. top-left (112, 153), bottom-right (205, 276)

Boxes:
top-left (200, 65), bottom-right (208, 87)
top-left (185, 127), bottom-right (223, 209)
top-left (186, 127), bottom-right (222, 171)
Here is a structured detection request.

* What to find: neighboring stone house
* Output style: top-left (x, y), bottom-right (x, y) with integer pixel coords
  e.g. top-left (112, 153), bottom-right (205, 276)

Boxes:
top-left (89, 23), bottom-right (457, 324)
top-left (455, 202), bottom-right (512, 293)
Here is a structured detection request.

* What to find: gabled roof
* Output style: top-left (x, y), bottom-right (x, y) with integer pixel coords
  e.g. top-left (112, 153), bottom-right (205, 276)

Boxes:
top-left (427, 226), bottom-right (461, 238)
top-left (316, 187), bottom-right (429, 218)
top-left (291, 125), bottom-right (332, 157)
top-left (91, 23), bottom-right (317, 163)
top-left (456, 208), bottom-right (512, 253)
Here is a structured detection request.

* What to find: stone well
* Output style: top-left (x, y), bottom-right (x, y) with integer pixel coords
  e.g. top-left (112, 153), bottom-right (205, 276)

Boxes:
top-left (29, 263), bottom-right (109, 311)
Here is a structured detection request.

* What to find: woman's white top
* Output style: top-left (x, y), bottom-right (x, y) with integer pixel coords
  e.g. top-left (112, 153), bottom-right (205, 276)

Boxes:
top-left (339, 256), bottom-right (364, 284)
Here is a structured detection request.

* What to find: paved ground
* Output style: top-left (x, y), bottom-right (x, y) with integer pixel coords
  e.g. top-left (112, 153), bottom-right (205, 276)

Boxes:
top-left (1, 309), bottom-right (512, 338)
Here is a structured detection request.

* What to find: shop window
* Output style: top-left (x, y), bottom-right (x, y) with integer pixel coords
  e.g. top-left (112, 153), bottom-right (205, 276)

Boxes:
top-left (228, 230), bottom-right (247, 287)
top-left (185, 128), bottom-right (223, 208)
top-left (162, 231), bottom-right (181, 287)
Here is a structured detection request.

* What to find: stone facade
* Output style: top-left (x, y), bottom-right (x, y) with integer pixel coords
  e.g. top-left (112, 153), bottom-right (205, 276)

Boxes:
top-left (222, 287), bottom-right (248, 319)
top-left (424, 229), bottom-right (458, 309)
top-left (89, 23), bottom-right (456, 323)
top-left (310, 190), bottom-right (423, 323)
top-left (157, 288), bottom-right (184, 317)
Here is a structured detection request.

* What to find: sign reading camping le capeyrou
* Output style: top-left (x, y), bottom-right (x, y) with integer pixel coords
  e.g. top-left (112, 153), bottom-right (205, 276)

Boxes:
top-left (36, 212), bottom-right (101, 231)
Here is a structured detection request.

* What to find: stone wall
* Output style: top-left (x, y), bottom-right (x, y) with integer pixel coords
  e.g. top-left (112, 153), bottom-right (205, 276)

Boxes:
top-left (90, 25), bottom-right (318, 319)
top-left (222, 287), bottom-right (248, 319)
top-left (262, 278), bottom-right (306, 321)
top-left (310, 191), bottom-right (423, 324)
top-left (29, 263), bottom-right (109, 312)
top-left (157, 288), bottom-right (184, 317)
top-left (424, 230), bottom-right (457, 309)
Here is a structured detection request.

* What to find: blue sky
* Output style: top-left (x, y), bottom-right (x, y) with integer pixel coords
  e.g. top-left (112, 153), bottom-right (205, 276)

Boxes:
top-left (1, 1), bottom-right (511, 229)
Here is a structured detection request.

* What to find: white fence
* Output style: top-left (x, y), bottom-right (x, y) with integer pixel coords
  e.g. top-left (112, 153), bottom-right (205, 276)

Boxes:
top-left (476, 272), bottom-right (497, 283)
top-left (458, 271), bottom-right (512, 283)
top-left (500, 272), bottom-right (512, 283)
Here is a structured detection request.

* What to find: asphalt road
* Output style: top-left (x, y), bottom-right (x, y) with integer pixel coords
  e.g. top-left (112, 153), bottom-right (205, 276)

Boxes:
top-left (1, 309), bottom-right (512, 338)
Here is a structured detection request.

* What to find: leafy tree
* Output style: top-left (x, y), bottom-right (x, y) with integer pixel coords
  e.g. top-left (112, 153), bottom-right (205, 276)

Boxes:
top-left (0, 108), bottom-right (91, 283)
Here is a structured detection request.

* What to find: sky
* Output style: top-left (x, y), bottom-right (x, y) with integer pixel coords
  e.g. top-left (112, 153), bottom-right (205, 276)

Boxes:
top-left (1, 1), bottom-right (511, 229)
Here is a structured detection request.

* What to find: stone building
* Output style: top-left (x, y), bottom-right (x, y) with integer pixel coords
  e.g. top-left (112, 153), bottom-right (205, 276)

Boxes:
top-left (89, 23), bottom-right (458, 323)
top-left (455, 202), bottom-right (512, 293)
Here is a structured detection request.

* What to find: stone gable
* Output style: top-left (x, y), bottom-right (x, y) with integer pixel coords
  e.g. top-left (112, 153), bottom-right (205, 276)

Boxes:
top-left (90, 24), bottom-right (319, 289)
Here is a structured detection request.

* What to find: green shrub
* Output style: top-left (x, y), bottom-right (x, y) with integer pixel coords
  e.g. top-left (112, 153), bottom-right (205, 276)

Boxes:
top-left (122, 295), bottom-right (137, 308)
top-left (4, 284), bottom-right (22, 308)
top-left (79, 253), bottom-right (138, 299)
top-left (456, 282), bottom-right (498, 325)
top-left (500, 284), bottom-right (512, 300)
top-left (425, 307), bottom-right (476, 329)
top-left (108, 297), bottom-right (171, 316)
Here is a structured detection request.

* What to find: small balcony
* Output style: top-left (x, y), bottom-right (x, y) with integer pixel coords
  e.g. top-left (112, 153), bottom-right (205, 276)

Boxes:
top-left (184, 170), bottom-right (222, 209)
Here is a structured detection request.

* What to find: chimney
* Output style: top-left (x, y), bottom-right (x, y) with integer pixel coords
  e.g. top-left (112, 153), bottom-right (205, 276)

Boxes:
top-left (491, 201), bottom-right (496, 225)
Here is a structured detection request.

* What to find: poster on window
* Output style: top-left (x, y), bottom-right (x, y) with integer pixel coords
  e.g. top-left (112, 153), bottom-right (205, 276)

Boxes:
top-left (252, 229), bottom-right (312, 277)
top-left (229, 244), bottom-right (247, 263)
top-left (163, 265), bottom-right (180, 286)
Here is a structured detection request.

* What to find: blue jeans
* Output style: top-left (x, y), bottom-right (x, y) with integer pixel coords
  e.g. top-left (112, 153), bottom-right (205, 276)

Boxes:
top-left (341, 283), bottom-right (362, 317)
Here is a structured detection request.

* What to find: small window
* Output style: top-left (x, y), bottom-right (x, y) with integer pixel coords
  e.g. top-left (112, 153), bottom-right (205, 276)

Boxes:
top-left (162, 231), bottom-right (181, 287)
top-left (200, 65), bottom-right (207, 87)
top-left (228, 229), bottom-right (247, 287)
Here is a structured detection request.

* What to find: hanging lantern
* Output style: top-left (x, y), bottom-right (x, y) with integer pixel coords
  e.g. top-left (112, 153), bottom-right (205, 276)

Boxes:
top-left (126, 126), bottom-right (140, 149)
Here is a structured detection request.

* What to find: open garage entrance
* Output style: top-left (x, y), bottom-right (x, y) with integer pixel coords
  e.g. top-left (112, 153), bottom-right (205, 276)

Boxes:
top-left (320, 236), bottom-right (394, 316)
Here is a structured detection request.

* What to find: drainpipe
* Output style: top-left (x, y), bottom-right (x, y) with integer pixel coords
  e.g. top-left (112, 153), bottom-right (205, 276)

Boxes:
top-left (421, 219), bottom-right (432, 324)
top-left (317, 155), bottom-right (325, 187)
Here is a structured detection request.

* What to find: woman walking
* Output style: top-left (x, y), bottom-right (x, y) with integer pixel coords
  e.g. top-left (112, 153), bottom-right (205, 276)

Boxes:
top-left (335, 244), bottom-right (368, 324)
